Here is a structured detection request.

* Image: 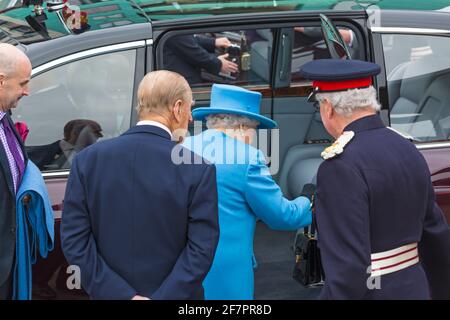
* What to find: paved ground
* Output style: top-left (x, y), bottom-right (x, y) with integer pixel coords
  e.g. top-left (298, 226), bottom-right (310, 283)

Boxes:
top-left (33, 221), bottom-right (321, 300)
top-left (254, 221), bottom-right (322, 300)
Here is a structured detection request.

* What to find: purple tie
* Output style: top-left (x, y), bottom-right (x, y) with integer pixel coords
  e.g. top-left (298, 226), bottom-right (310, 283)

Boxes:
top-left (1, 116), bottom-right (25, 184)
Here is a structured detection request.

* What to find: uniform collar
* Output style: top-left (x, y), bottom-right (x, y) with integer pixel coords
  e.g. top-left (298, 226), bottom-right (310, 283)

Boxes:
top-left (343, 114), bottom-right (385, 134)
top-left (0, 111), bottom-right (6, 120)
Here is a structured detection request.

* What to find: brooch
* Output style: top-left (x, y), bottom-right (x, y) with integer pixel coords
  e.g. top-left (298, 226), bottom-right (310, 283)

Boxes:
top-left (321, 131), bottom-right (355, 160)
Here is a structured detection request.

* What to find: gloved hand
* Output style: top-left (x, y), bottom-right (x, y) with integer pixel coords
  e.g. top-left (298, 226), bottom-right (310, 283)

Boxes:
top-left (300, 183), bottom-right (316, 204)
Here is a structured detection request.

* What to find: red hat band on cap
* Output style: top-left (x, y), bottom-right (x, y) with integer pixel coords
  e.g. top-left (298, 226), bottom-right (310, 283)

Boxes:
top-left (313, 77), bottom-right (372, 92)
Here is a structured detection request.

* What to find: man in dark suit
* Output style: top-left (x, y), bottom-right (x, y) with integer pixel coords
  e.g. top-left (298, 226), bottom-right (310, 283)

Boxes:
top-left (61, 70), bottom-right (220, 300)
top-left (0, 43), bottom-right (32, 300)
top-left (300, 59), bottom-right (450, 299)
top-left (164, 34), bottom-right (238, 85)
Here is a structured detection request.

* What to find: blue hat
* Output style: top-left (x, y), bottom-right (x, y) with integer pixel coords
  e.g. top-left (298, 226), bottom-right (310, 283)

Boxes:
top-left (299, 59), bottom-right (381, 101)
top-left (192, 84), bottom-right (277, 129)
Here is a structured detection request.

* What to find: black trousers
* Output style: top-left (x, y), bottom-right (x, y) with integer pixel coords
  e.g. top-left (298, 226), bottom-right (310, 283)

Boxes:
top-left (0, 274), bottom-right (12, 300)
top-left (0, 254), bottom-right (14, 300)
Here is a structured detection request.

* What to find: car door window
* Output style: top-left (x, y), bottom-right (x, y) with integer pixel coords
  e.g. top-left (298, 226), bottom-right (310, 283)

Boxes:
top-left (291, 25), bottom-right (360, 83)
top-left (382, 34), bottom-right (450, 142)
top-left (12, 49), bottom-right (136, 171)
top-left (160, 29), bottom-right (273, 88)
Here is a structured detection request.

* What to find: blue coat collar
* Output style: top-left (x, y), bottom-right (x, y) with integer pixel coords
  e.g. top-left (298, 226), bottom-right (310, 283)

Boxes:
top-left (344, 114), bottom-right (385, 134)
top-left (122, 124), bottom-right (172, 140)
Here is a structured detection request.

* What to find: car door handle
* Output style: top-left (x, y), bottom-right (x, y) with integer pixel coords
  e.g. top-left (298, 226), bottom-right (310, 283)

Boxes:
top-left (279, 33), bottom-right (291, 81)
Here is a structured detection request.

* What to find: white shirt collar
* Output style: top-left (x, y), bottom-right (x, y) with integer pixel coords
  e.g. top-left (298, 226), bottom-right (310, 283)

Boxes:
top-left (136, 120), bottom-right (172, 138)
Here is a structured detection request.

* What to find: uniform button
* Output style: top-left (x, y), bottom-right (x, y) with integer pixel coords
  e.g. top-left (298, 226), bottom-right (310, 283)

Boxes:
top-left (10, 227), bottom-right (15, 233)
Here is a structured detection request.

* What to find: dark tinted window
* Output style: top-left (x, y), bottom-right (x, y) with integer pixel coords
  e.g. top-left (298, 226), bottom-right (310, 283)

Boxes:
top-left (160, 29), bottom-right (273, 88)
top-left (290, 26), bottom-right (360, 83)
top-left (12, 49), bottom-right (136, 171)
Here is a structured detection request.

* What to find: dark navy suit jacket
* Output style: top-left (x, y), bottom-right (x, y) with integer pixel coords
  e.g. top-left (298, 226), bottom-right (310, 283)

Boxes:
top-left (61, 125), bottom-right (219, 299)
top-left (316, 115), bottom-right (450, 299)
top-left (163, 34), bottom-right (221, 85)
top-left (0, 114), bottom-right (28, 297)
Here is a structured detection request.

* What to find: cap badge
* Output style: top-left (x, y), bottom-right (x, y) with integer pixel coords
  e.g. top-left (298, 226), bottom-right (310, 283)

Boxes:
top-left (321, 131), bottom-right (355, 160)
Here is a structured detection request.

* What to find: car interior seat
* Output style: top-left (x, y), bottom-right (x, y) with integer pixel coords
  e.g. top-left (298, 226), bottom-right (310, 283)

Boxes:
top-left (407, 72), bottom-right (450, 140)
top-left (389, 55), bottom-right (450, 137)
top-left (278, 112), bottom-right (330, 199)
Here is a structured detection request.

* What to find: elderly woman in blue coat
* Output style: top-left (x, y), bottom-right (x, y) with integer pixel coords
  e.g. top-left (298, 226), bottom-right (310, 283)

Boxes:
top-left (182, 84), bottom-right (312, 300)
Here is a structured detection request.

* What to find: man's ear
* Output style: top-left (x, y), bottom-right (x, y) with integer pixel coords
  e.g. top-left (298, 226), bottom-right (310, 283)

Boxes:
top-left (323, 99), bottom-right (334, 119)
top-left (172, 99), bottom-right (183, 123)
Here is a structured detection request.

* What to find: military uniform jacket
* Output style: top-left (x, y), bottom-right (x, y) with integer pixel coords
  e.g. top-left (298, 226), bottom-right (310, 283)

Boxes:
top-left (315, 115), bottom-right (450, 299)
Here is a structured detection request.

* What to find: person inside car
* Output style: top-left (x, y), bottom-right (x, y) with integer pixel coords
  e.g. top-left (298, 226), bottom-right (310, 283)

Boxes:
top-left (163, 34), bottom-right (238, 85)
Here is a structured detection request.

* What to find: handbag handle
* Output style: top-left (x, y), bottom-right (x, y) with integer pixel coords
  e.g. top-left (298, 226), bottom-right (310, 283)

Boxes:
top-left (303, 194), bottom-right (317, 237)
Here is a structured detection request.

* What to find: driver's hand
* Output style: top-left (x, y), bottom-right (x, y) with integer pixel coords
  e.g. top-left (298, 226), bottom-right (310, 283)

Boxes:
top-left (218, 54), bottom-right (239, 74)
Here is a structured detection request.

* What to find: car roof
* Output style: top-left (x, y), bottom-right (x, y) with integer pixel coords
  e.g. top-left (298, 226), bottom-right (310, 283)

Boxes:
top-left (139, 0), bottom-right (450, 21)
top-left (1, 0), bottom-right (449, 47)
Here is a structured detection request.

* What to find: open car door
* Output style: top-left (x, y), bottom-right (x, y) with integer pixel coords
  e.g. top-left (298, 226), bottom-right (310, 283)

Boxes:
top-left (320, 14), bottom-right (352, 60)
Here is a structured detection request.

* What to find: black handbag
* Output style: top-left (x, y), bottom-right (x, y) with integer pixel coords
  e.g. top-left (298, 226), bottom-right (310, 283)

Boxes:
top-left (292, 198), bottom-right (325, 287)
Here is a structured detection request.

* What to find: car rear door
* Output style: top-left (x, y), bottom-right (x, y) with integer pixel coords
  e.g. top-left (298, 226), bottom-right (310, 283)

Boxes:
top-left (370, 10), bottom-right (450, 224)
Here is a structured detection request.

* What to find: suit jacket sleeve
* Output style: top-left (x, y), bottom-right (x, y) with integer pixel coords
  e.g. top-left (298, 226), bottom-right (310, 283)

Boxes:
top-left (151, 164), bottom-right (219, 299)
top-left (195, 35), bottom-right (216, 52)
top-left (170, 35), bottom-right (222, 75)
top-left (419, 182), bottom-right (450, 299)
top-left (244, 150), bottom-right (312, 230)
top-left (316, 160), bottom-right (372, 299)
top-left (61, 156), bottom-right (137, 299)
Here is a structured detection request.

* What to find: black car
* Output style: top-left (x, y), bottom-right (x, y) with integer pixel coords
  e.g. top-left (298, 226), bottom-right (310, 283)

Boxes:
top-left (1, 0), bottom-right (449, 299)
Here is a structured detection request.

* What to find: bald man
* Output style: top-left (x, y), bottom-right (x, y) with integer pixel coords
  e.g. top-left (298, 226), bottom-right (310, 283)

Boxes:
top-left (0, 44), bottom-right (31, 299)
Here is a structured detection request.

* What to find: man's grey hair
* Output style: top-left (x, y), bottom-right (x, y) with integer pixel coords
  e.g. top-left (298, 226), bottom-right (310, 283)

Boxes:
top-left (205, 114), bottom-right (260, 129)
top-left (315, 86), bottom-right (381, 117)
top-left (136, 70), bottom-right (191, 115)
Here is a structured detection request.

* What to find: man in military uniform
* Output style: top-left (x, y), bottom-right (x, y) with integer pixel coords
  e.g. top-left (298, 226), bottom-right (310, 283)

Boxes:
top-left (299, 59), bottom-right (450, 299)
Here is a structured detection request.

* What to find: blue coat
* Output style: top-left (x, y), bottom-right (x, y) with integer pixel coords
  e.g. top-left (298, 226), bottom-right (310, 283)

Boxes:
top-left (14, 161), bottom-right (54, 300)
top-left (183, 129), bottom-right (312, 299)
top-left (316, 115), bottom-right (450, 299)
top-left (61, 125), bottom-right (219, 299)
